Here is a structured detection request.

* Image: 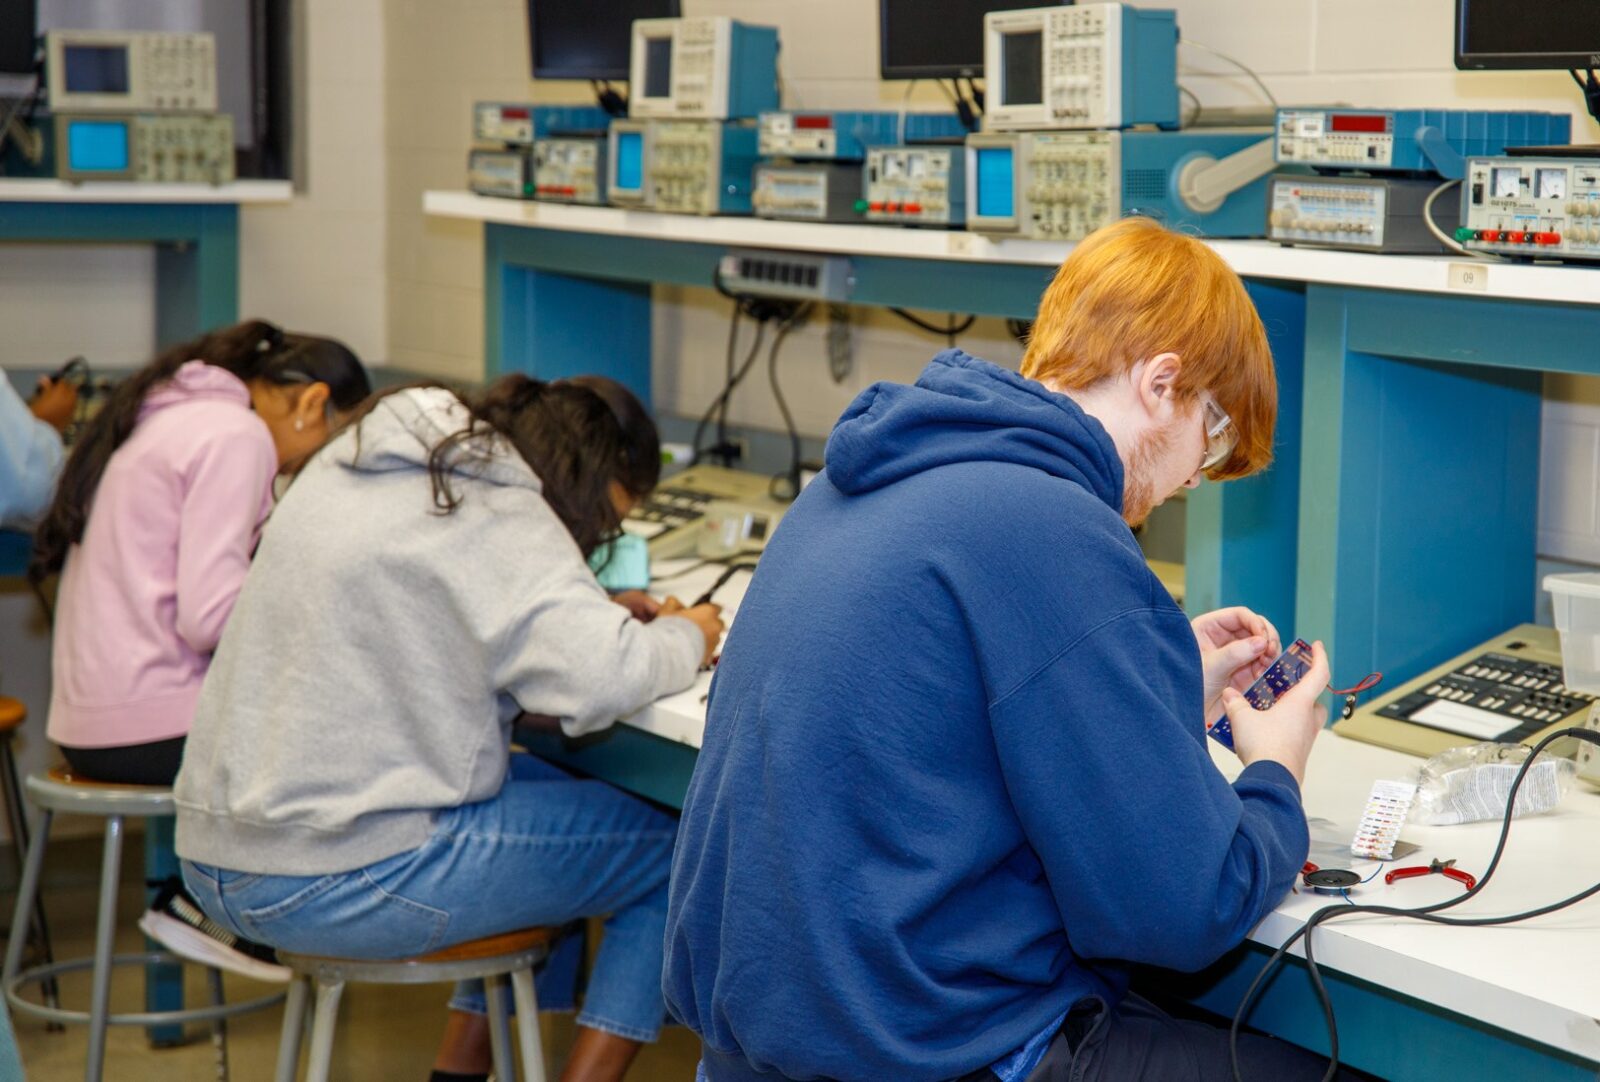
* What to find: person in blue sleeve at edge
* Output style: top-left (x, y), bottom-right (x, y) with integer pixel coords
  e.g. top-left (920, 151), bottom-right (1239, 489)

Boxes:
top-left (664, 217), bottom-right (1364, 1082)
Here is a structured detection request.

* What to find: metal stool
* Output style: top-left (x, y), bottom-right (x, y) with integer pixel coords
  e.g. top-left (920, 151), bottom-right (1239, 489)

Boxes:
top-left (1, 766), bottom-right (284, 1082)
top-left (277, 926), bottom-right (555, 1082)
top-left (0, 698), bottom-right (56, 1010)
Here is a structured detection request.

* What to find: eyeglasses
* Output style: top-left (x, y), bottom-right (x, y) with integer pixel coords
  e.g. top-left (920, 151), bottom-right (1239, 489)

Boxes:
top-left (1199, 394), bottom-right (1237, 472)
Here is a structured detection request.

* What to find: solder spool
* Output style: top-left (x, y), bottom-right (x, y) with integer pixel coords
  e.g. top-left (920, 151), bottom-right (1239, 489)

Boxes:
top-left (1302, 868), bottom-right (1361, 895)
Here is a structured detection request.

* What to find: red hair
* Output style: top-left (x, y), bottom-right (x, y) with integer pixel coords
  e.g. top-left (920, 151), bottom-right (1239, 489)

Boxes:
top-left (1020, 218), bottom-right (1276, 479)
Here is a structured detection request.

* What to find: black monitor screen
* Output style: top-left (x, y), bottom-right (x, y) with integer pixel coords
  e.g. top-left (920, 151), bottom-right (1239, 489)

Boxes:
top-left (1457, 0), bottom-right (1600, 68)
top-left (881, 0), bottom-right (1068, 79)
top-left (0, 0), bottom-right (35, 76)
top-left (63, 45), bottom-right (129, 94)
top-left (643, 36), bottom-right (672, 98)
top-left (1000, 31), bottom-right (1043, 106)
top-left (529, 0), bottom-right (681, 81)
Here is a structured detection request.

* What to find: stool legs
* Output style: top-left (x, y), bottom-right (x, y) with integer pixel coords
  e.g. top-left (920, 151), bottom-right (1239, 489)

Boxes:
top-left (486, 976), bottom-right (513, 1082)
top-left (303, 978), bottom-right (345, 1082)
top-left (2, 808), bottom-right (52, 992)
top-left (510, 966), bottom-right (546, 1082)
top-left (85, 814), bottom-right (125, 1082)
top-left (275, 976), bottom-right (311, 1082)
top-left (0, 736), bottom-right (56, 1009)
top-left (207, 966), bottom-right (230, 1082)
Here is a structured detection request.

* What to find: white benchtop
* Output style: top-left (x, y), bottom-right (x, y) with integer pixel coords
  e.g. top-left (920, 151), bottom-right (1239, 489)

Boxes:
top-left (425, 188), bottom-right (1600, 307)
top-left (0, 179), bottom-right (293, 204)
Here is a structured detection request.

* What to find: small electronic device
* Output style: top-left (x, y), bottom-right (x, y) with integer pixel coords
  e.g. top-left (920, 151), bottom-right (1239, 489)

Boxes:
top-left (1267, 175), bottom-right (1451, 254)
top-left (533, 136), bottom-right (607, 204)
top-left (1273, 109), bottom-right (1571, 180)
top-left (1335, 625), bottom-right (1599, 758)
top-left (528, 0), bottom-right (681, 81)
top-left (717, 249), bottom-right (855, 303)
top-left (983, 4), bottom-right (1178, 132)
top-left (967, 128), bottom-right (1276, 239)
top-left (863, 145), bottom-right (967, 227)
top-left (1456, 0), bottom-right (1600, 71)
top-left (697, 500), bottom-right (785, 560)
top-left (46, 30), bottom-right (217, 114)
top-left (1456, 155), bottom-right (1600, 261)
top-left (753, 162), bottom-right (861, 222)
top-left (758, 112), bottom-right (904, 161)
top-left (472, 103), bottom-right (612, 147)
top-left (1206, 639), bottom-right (1315, 751)
top-left (624, 465), bottom-right (783, 559)
top-left (54, 114), bottom-right (234, 184)
top-left (628, 17), bottom-right (779, 121)
top-left (468, 147), bottom-right (534, 199)
top-left (879, 0), bottom-right (1073, 80)
top-left (607, 118), bottom-right (760, 215)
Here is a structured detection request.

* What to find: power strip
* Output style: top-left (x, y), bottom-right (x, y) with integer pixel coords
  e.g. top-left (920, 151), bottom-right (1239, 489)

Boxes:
top-left (718, 249), bottom-right (854, 302)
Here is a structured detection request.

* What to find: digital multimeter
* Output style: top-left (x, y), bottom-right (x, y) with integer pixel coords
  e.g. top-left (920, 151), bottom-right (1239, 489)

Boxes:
top-left (1207, 639), bottom-right (1315, 751)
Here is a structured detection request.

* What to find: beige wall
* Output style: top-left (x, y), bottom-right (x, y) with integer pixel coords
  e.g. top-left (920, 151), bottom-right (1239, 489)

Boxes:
top-left (382, 0), bottom-right (1600, 424)
top-left (0, 0), bottom-right (388, 841)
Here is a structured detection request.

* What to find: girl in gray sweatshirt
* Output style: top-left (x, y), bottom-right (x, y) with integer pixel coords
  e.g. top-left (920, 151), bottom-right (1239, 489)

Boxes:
top-left (172, 375), bottom-right (723, 1082)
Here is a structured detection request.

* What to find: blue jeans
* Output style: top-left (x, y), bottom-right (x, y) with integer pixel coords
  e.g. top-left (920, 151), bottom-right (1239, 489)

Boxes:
top-left (182, 754), bottom-right (678, 1042)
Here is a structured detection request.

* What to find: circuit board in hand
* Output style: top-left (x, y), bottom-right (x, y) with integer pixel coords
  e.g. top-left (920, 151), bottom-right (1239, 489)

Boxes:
top-left (1207, 639), bottom-right (1315, 751)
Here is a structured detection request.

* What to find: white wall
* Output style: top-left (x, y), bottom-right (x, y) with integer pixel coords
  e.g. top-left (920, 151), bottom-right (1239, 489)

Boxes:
top-left (0, 0), bottom-right (388, 843)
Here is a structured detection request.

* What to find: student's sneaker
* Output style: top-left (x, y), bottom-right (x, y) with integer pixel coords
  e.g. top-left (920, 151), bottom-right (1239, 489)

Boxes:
top-left (138, 878), bottom-right (293, 984)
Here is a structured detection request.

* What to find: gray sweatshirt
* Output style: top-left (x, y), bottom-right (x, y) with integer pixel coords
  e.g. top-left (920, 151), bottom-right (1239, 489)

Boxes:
top-left (174, 387), bottom-right (704, 875)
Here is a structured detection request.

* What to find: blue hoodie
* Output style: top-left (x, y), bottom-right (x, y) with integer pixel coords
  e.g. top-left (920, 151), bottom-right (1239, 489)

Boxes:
top-left (663, 351), bottom-right (1308, 1082)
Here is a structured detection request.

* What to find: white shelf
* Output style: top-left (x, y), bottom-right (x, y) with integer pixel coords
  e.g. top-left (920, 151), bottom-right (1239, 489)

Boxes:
top-left (425, 189), bottom-right (1600, 308)
top-left (0, 179), bottom-right (293, 204)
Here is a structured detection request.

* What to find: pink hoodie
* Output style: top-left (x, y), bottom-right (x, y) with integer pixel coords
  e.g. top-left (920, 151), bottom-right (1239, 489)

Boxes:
top-left (48, 361), bottom-right (278, 749)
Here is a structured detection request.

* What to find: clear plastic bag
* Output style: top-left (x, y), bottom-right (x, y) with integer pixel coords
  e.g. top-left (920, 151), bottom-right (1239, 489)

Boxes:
top-left (1413, 742), bottom-right (1576, 826)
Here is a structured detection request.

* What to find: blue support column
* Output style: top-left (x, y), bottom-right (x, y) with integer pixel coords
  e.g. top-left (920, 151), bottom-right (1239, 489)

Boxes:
top-left (1184, 279), bottom-right (1306, 627)
top-left (1294, 286), bottom-right (1551, 688)
top-left (154, 203), bottom-right (240, 347)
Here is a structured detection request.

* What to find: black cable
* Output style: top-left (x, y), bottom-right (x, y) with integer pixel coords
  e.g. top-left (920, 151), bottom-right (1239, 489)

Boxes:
top-left (889, 307), bottom-right (977, 341)
top-left (765, 304), bottom-right (812, 501)
top-left (963, 75), bottom-right (985, 113)
top-left (693, 562), bottom-right (757, 608)
top-left (691, 307), bottom-right (765, 467)
top-left (1230, 727), bottom-right (1600, 1082)
top-left (1571, 70), bottom-right (1600, 127)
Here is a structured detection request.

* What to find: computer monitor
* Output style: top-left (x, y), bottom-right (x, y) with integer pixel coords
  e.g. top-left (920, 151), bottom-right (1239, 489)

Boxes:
top-left (879, 0), bottom-right (1070, 80)
top-left (529, 0), bottom-right (681, 81)
top-left (1456, 0), bottom-right (1600, 70)
top-left (0, 0), bottom-right (36, 76)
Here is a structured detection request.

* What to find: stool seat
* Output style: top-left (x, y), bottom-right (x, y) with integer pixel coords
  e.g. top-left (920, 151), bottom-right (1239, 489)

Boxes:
top-left (0, 697), bottom-right (24, 733)
top-left (26, 765), bottom-right (175, 817)
top-left (278, 926), bottom-right (558, 987)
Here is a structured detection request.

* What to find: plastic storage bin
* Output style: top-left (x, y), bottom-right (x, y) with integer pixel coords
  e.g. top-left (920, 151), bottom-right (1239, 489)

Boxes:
top-left (1544, 572), bottom-right (1600, 694)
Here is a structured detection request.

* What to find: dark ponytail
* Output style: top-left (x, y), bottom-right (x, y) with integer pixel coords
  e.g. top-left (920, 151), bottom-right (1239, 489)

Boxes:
top-left (28, 319), bottom-right (370, 589)
top-left (343, 374), bottom-right (660, 558)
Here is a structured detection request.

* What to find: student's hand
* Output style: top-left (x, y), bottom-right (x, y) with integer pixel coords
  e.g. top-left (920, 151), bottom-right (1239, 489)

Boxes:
top-left (29, 377), bottom-right (78, 434)
top-left (1193, 606), bottom-right (1281, 720)
top-left (1223, 640), bottom-right (1329, 787)
top-left (611, 590), bottom-right (660, 622)
top-left (661, 597), bottom-right (725, 667)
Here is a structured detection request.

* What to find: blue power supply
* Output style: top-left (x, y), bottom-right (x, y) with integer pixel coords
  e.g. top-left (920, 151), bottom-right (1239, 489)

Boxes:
top-left (759, 112), bottom-right (903, 161)
top-left (472, 103), bottom-right (613, 146)
top-left (1274, 108), bottom-right (1572, 180)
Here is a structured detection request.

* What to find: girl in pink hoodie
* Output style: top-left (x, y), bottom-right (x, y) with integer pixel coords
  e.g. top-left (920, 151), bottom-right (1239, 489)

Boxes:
top-left (30, 319), bottom-right (371, 786)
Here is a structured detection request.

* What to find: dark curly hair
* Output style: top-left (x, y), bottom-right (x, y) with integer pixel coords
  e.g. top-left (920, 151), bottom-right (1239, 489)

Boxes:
top-left (340, 373), bottom-right (660, 558)
top-left (29, 319), bottom-right (371, 589)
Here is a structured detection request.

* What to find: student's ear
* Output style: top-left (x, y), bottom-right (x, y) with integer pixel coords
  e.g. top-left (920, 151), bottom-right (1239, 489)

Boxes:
top-left (294, 382), bottom-right (332, 428)
top-left (1137, 352), bottom-right (1183, 419)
